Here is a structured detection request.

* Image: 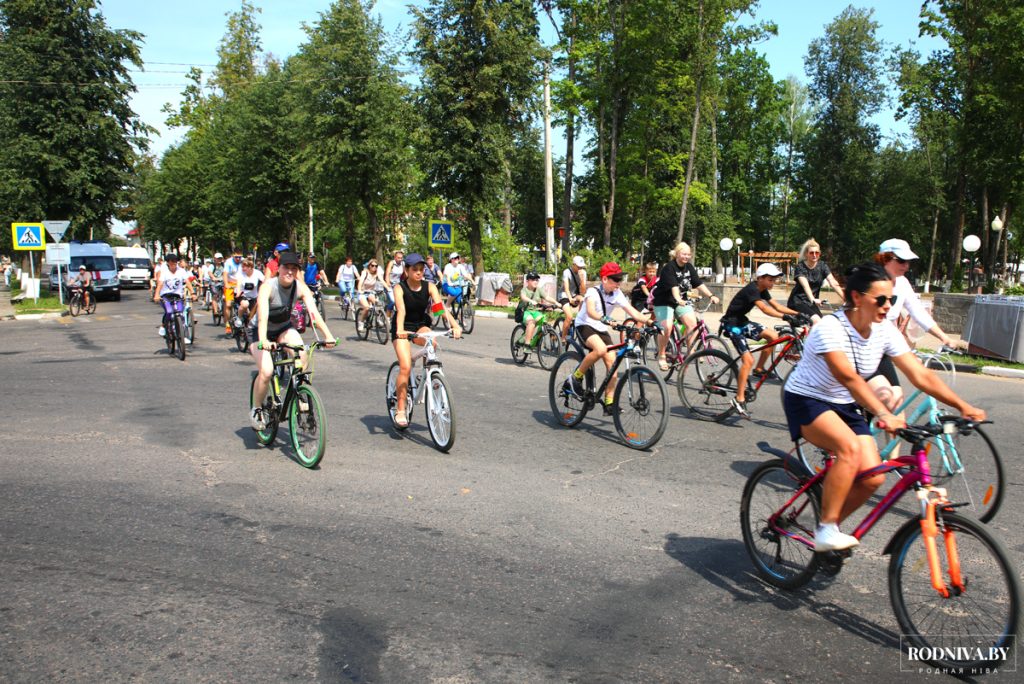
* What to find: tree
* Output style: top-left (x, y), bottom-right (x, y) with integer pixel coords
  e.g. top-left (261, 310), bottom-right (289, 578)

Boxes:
top-left (0, 0), bottom-right (148, 238)
top-left (413, 0), bottom-right (541, 274)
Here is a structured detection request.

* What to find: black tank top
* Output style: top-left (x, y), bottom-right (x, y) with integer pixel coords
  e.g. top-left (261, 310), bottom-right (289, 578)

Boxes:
top-left (395, 280), bottom-right (431, 332)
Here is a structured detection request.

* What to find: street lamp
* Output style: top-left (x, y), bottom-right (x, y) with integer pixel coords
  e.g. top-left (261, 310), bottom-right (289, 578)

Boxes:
top-left (963, 234), bottom-right (981, 293)
top-left (736, 238), bottom-right (744, 282)
top-left (719, 238), bottom-right (734, 281)
top-left (991, 216), bottom-right (1004, 286)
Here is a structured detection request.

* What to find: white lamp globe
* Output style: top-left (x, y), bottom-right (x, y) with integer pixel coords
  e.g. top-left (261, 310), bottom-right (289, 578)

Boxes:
top-left (962, 235), bottom-right (981, 253)
top-left (719, 237), bottom-right (734, 251)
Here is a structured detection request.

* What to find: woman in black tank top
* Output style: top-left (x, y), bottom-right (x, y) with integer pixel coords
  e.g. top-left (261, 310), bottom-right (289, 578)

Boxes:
top-left (391, 253), bottom-right (462, 427)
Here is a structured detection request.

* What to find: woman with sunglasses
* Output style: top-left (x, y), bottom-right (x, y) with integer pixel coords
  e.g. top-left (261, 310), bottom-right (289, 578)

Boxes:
top-left (782, 262), bottom-right (985, 551)
top-left (868, 239), bottom-right (965, 411)
top-left (787, 238), bottom-right (843, 323)
top-left (355, 259), bottom-right (388, 333)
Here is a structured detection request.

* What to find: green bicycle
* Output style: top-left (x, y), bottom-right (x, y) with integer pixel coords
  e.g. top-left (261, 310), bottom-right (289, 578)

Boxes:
top-left (249, 339), bottom-right (335, 468)
top-left (510, 306), bottom-right (564, 370)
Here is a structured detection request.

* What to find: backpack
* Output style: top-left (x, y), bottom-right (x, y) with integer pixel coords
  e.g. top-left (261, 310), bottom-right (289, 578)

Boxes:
top-left (514, 299), bottom-right (528, 323)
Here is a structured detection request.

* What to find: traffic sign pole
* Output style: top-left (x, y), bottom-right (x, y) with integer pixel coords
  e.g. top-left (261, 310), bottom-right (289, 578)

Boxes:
top-left (43, 221), bottom-right (71, 305)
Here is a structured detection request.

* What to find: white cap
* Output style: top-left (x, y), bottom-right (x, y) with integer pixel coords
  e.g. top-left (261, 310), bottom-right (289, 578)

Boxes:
top-left (878, 238), bottom-right (919, 260)
top-left (214, 252), bottom-right (223, 259)
top-left (449, 251), bottom-right (460, 260)
top-left (755, 263), bottom-right (783, 278)
top-left (572, 255), bottom-right (586, 268)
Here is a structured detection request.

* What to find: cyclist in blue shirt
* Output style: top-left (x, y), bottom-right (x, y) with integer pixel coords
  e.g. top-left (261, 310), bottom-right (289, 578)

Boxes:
top-left (304, 253), bottom-right (329, 289)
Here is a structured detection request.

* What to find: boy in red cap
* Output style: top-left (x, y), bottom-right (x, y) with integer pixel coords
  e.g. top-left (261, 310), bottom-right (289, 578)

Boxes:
top-left (562, 262), bottom-right (653, 413)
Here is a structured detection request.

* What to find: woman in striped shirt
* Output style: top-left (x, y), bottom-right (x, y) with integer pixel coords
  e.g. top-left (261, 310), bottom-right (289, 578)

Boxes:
top-left (782, 263), bottom-right (985, 552)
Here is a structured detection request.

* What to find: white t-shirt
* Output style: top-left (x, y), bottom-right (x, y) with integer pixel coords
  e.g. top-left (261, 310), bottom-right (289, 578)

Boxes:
top-left (887, 275), bottom-right (937, 331)
top-left (389, 260), bottom-right (404, 285)
top-left (443, 263), bottom-right (463, 285)
top-left (337, 264), bottom-right (358, 283)
top-left (785, 312), bottom-right (911, 404)
top-left (575, 286), bottom-right (629, 333)
top-left (159, 267), bottom-right (193, 297)
top-left (236, 269), bottom-right (264, 300)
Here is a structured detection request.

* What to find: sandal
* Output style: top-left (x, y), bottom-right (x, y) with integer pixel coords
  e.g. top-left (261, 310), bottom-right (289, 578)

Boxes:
top-left (394, 408), bottom-right (409, 429)
top-left (657, 357), bottom-right (670, 372)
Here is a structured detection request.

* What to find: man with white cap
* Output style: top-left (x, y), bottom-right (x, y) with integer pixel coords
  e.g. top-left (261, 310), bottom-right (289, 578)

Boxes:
top-left (558, 255), bottom-right (588, 343)
top-left (720, 263), bottom-right (805, 416)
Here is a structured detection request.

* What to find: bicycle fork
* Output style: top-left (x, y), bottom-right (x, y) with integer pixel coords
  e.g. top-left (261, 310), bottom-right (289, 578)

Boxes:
top-left (918, 489), bottom-right (965, 598)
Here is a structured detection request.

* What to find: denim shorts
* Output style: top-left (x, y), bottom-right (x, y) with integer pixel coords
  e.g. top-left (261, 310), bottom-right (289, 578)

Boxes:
top-left (723, 321), bottom-right (764, 354)
top-left (783, 391), bottom-right (870, 442)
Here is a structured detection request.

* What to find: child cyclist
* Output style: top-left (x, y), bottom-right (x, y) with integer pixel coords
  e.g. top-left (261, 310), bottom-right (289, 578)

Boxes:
top-left (391, 253), bottom-right (461, 428)
top-left (720, 263), bottom-right (804, 417)
top-left (520, 271), bottom-right (560, 346)
top-left (563, 262), bottom-right (654, 414)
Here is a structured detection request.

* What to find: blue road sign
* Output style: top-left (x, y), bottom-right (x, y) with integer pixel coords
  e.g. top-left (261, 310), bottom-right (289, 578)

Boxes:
top-left (429, 220), bottom-right (453, 248)
top-left (12, 223), bottom-right (45, 251)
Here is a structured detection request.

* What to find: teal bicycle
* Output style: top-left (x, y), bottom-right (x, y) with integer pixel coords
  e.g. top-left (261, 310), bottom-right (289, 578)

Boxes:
top-left (795, 346), bottom-right (1004, 522)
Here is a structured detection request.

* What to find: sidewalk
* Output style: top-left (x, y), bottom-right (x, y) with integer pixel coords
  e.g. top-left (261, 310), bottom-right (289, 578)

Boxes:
top-left (0, 283), bottom-right (14, 320)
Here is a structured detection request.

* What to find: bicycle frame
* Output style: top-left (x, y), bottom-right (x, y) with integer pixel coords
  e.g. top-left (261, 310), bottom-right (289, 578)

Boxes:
top-left (734, 332), bottom-right (801, 393)
top-left (872, 389), bottom-right (969, 481)
top-left (407, 335), bottom-right (445, 407)
top-left (774, 438), bottom-right (964, 597)
top-left (266, 346), bottom-right (317, 419)
top-left (577, 330), bottom-right (647, 405)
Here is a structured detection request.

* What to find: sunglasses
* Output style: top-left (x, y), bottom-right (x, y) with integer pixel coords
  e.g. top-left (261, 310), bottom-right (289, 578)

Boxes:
top-left (895, 257), bottom-right (910, 265)
top-left (807, 251), bottom-right (821, 255)
top-left (369, 264), bottom-right (378, 268)
top-left (870, 295), bottom-right (898, 307)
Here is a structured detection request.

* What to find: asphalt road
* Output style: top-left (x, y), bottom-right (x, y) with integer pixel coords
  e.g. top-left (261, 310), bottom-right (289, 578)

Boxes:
top-left (1, 290), bottom-right (1021, 682)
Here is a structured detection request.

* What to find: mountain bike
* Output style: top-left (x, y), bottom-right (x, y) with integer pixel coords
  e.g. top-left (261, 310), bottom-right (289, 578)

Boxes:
top-left (741, 418), bottom-right (1019, 675)
top-left (658, 297), bottom-right (730, 381)
top-left (310, 283), bottom-right (326, 322)
top-left (250, 339), bottom-right (335, 468)
top-left (203, 281), bottom-right (213, 310)
top-left (161, 294), bottom-right (187, 361)
top-left (337, 289), bottom-right (355, 320)
top-left (210, 283), bottom-right (225, 326)
top-left (510, 306), bottom-right (564, 369)
top-left (183, 296), bottom-right (197, 346)
top-left (355, 291), bottom-right (389, 344)
top-left (385, 330), bottom-right (458, 452)
top-left (677, 314), bottom-right (812, 421)
top-left (230, 303), bottom-right (251, 353)
top-left (548, 322), bottom-right (669, 450)
top-left (440, 281), bottom-right (475, 334)
top-left (68, 287), bottom-right (96, 317)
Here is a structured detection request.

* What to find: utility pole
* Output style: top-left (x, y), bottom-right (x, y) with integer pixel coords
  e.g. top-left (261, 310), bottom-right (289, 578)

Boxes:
top-left (543, 62), bottom-right (555, 266)
top-left (308, 201), bottom-right (314, 256)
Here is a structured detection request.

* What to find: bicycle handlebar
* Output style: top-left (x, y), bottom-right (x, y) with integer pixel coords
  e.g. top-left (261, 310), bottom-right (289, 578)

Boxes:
top-left (258, 338), bottom-right (339, 352)
top-left (878, 416), bottom-right (991, 442)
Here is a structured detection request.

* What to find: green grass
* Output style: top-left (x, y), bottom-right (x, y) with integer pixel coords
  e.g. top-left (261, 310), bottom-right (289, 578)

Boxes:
top-left (475, 304), bottom-right (514, 313)
top-left (918, 347), bottom-right (1024, 372)
top-left (10, 283), bottom-right (65, 314)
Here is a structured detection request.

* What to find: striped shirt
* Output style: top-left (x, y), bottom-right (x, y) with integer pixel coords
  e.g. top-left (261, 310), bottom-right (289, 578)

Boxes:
top-left (785, 312), bottom-right (910, 404)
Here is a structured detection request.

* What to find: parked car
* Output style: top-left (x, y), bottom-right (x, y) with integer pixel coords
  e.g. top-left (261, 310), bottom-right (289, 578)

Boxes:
top-left (113, 246), bottom-right (153, 289)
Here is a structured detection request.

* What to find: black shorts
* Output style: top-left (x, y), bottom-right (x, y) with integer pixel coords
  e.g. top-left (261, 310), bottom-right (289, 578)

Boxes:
top-left (783, 391), bottom-right (871, 442)
top-left (788, 298), bottom-right (822, 319)
top-left (558, 297), bottom-right (571, 306)
top-left (868, 355), bottom-right (900, 386)
top-left (576, 324), bottom-right (613, 347)
top-left (390, 317), bottom-right (430, 338)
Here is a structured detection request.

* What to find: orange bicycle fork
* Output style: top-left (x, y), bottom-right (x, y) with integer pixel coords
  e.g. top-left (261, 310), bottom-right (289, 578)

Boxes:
top-left (918, 491), bottom-right (965, 598)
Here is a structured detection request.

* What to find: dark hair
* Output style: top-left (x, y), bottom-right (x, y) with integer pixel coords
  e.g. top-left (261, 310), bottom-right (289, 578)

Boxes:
top-left (843, 262), bottom-right (890, 309)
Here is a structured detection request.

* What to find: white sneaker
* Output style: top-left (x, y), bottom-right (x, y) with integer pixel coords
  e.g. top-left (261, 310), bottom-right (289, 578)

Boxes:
top-left (357, 323), bottom-right (365, 333)
top-left (158, 326), bottom-right (166, 337)
top-left (184, 338), bottom-right (192, 345)
top-left (249, 407), bottom-right (266, 431)
top-left (814, 523), bottom-right (859, 552)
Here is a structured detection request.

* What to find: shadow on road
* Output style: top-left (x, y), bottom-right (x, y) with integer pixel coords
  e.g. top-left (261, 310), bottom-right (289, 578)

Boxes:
top-left (662, 533), bottom-right (899, 651)
top-left (530, 409), bottom-right (630, 449)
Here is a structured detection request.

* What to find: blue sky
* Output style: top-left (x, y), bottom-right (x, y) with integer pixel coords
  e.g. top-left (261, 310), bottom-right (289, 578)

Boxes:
top-left (101, 0), bottom-right (944, 181)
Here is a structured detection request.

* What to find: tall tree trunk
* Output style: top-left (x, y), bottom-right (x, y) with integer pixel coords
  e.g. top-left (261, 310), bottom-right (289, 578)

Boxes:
top-left (926, 207), bottom-right (940, 289)
top-left (363, 196), bottom-right (382, 263)
top-left (603, 96), bottom-right (621, 248)
top-left (467, 208), bottom-right (483, 278)
top-left (561, 26), bottom-right (576, 254)
top-left (598, 101), bottom-right (607, 219)
top-left (710, 99), bottom-right (718, 207)
top-left (675, 80), bottom-right (702, 244)
top-left (949, 169), bottom-right (966, 287)
top-left (980, 186), bottom-right (989, 275)
top-left (345, 207), bottom-right (356, 258)
top-left (782, 98), bottom-right (796, 248)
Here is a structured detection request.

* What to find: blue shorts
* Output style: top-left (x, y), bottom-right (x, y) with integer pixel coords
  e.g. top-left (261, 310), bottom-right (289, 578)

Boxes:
top-left (442, 283), bottom-right (464, 300)
top-left (783, 391), bottom-right (870, 442)
top-left (723, 321), bottom-right (764, 354)
top-left (338, 281), bottom-right (355, 296)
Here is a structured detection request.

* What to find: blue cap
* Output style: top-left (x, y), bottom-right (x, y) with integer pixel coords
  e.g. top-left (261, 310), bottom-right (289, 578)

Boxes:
top-left (274, 242), bottom-right (290, 252)
top-left (404, 253), bottom-right (426, 267)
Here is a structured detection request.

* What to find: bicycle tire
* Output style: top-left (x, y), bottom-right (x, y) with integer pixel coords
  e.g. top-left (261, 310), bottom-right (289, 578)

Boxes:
top-left (537, 327), bottom-right (563, 370)
top-left (288, 383), bottom-right (327, 468)
top-left (187, 310), bottom-right (196, 345)
top-left (234, 325), bottom-right (248, 353)
top-left (613, 365), bottom-right (669, 450)
top-left (460, 300), bottom-right (474, 334)
top-left (173, 316), bottom-right (186, 360)
top-left (889, 510), bottom-right (1020, 674)
top-left (931, 418), bottom-right (1004, 523)
top-left (385, 361), bottom-right (414, 429)
top-left (86, 296), bottom-right (97, 314)
top-left (374, 309), bottom-right (389, 344)
top-left (339, 296), bottom-right (351, 321)
top-left (164, 316), bottom-right (176, 354)
top-left (426, 371), bottom-right (455, 452)
top-left (249, 372), bottom-right (279, 445)
top-left (662, 334), bottom-right (682, 381)
top-left (697, 333), bottom-right (731, 359)
top-left (770, 336), bottom-right (803, 380)
top-left (69, 294), bottom-right (81, 317)
top-left (677, 349), bottom-right (738, 421)
top-left (354, 310), bottom-right (370, 340)
top-left (510, 324), bottom-right (529, 364)
top-left (548, 351), bottom-right (591, 428)
top-left (740, 461), bottom-right (820, 589)
top-left (316, 297), bottom-right (325, 322)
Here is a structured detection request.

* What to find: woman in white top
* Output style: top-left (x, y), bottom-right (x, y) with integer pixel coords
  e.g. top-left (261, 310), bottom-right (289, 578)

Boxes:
top-left (355, 259), bottom-right (389, 332)
top-left (782, 262), bottom-right (984, 552)
top-left (868, 239), bottom-right (965, 410)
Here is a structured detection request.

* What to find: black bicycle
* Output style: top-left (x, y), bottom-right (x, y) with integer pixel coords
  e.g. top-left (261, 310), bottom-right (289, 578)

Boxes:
top-left (439, 282), bottom-right (474, 334)
top-left (548, 322), bottom-right (669, 450)
top-left (68, 287), bottom-right (96, 317)
top-left (161, 294), bottom-right (188, 361)
top-left (250, 340), bottom-right (335, 468)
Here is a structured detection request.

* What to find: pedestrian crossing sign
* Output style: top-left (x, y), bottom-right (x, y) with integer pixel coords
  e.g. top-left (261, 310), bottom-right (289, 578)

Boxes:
top-left (11, 223), bottom-right (45, 251)
top-left (429, 220), bottom-right (453, 248)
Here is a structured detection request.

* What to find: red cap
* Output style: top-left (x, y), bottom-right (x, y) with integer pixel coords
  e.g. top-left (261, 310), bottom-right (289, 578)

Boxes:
top-left (599, 262), bottom-right (623, 278)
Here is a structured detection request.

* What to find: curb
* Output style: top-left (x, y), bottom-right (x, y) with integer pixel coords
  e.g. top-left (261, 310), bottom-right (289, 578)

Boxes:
top-left (980, 366), bottom-right (1024, 379)
top-left (13, 311), bottom-right (65, 320)
top-left (475, 310), bottom-right (513, 319)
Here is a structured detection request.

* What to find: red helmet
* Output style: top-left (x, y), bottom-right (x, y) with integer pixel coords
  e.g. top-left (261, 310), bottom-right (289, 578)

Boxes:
top-left (599, 262), bottom-right (623, 278)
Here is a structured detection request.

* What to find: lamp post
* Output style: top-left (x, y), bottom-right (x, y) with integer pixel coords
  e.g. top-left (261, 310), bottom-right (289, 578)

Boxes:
top-left (963, 234), bottom-right (981, 293)
top-left (736, 237), bottom-right (744, 282)
top-left (991, 215), bottom-right (1004, 287)
top-left (719, 237), bottom-right (734, 281)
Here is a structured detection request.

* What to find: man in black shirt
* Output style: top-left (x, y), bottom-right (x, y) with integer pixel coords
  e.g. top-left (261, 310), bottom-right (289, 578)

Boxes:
top-left (720, 263), bottom-right (802, 416)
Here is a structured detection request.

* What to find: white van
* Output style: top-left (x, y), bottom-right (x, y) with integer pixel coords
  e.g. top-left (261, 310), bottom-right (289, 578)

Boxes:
top-left (113, 246), bottom-right (153, 289)
top-left (61, 241), bottom-right (120, 300)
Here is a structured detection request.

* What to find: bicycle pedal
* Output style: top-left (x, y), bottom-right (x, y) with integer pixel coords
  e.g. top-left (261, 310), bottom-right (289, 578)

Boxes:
top-left (816, 550), bottom-right (850, 577)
